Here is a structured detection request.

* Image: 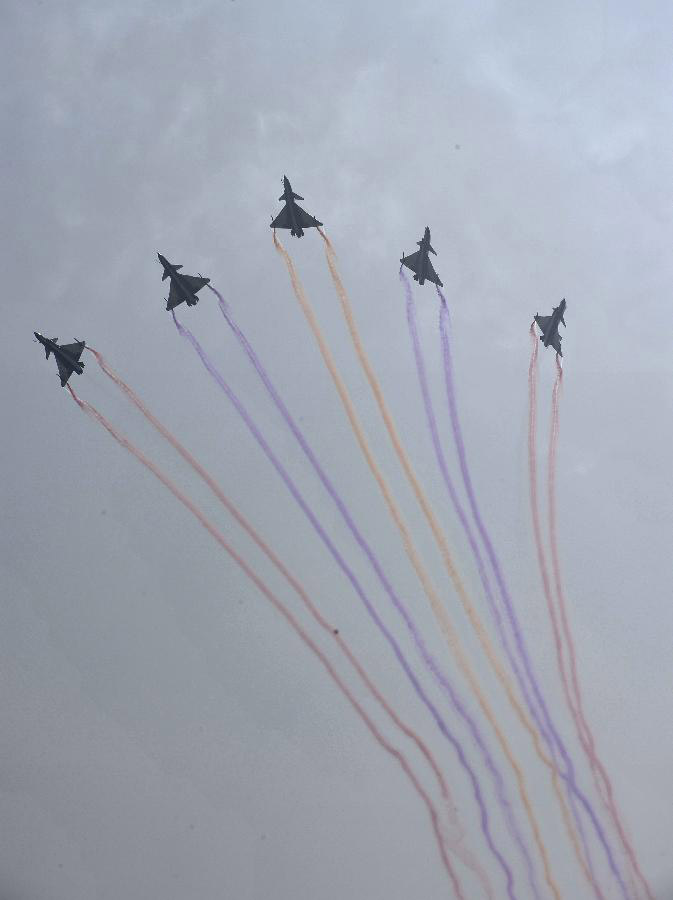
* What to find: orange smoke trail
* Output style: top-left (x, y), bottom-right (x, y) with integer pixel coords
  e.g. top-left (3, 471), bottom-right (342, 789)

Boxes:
top-left (319, 230), bottom-right (570, 898)
top-left (275, 228), bottom-right (562, 900)
top-left (66, 382), bottom-right (468, 898)
top-left (84, 347), bottom-right (492, 896)
top-left (548, 358), bottom-right (654, 900)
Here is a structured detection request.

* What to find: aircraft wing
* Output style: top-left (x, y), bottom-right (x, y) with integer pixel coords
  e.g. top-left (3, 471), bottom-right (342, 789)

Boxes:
top-left (271, 204), bottom-right (293, 229)
top-left (60, 341), bottom-right (85, 362)
top-left (423, 257), bottom-right (443, 287)
top-left (56, 357), bottom-right (75, 386)
top-left (534, 314), bottom-right (552, 332)
top-left (401, 250), bottom-right (422, 275)
top-left (166, 279), bottom-right (184, 310)
top-left (293, 204), bottom-right (323, 229)
top-left (180, 274), bottom-right (210, 294)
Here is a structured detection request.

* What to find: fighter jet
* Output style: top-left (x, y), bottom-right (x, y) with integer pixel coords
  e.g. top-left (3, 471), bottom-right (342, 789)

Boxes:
top-left (270, 176), bottom-right (323, 238)
top-left (34, 333), bottom-right (86, 386)
top-left (534, 299), bottom-right (567, 357)
top-left (157, 253), bottom-right (210, 311)
top-left (400, 227), bottom-right (443, 287)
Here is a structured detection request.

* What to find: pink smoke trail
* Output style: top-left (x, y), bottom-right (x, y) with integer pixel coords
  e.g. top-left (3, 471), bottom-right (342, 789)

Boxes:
top-left (65, 383), bottom-right (465, 898)
top-left (84, 346), bottom-right (492, 895)
top-left (420, 282), bottom-right (604, 898)
top-left (530, 332), bottom-right (643, 899)
top-left (174, 303), bottom-right (517, 898)
top-left (547, 358), bottom-right (654, 900)
top-left (528, 326), bottom-right (572, 716)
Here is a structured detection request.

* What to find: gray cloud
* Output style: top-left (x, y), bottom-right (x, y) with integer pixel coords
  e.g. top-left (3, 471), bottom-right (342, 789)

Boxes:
top-left (3, 0), bottom-right (673, 897)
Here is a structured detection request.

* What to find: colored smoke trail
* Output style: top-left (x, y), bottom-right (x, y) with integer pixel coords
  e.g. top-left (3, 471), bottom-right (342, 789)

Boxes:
top-left (547, 358), bottom-right (653, 900)
top-left (528, 326), bottom-right (566, 698)
top-left (65, 384), bottom-right (464, 898)
top-left (315, 229), bottom-right (557, 900)
top-left (211, 287), bottom-right (511, 899)
top-left (528, 329), bottom-right (632, 900)
top-left (85, 345), bottom-right (494, 896)
top-left (173, 306), bottom-right (516, 899)
top-left (402, 275), bottom-right (601, 898)
top-left (434, 288), bottom-right (610, 895)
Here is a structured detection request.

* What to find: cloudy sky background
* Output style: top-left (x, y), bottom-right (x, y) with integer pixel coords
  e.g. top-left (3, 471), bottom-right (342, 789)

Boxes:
top-left (3, 1), bottom-right (673, 897)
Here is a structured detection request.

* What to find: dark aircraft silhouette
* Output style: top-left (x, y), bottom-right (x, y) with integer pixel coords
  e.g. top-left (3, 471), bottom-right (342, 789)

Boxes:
top-left (270, 176), bottom-right (323, 238)
top-left (157, 253), bottom-right (210, 311)
top-left (534, 299), bottom-right (567, 356)
top-left (400, 227), bottom-right (443, 287)
top-left (34, 333), bottom-right (85, 386)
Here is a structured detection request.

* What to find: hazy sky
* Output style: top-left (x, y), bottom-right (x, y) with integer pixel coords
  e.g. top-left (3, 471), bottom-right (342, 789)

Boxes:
top-left (3, 1), bottom-right (673, 897)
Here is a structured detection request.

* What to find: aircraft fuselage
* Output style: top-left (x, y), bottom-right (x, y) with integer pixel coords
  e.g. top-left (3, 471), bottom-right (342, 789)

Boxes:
top-left (285, 197), bottom-right (302, 237)
top-left (417, 249), bottom-right (429, 284)
top-left (417, 228), bottom-right (435, 284)
top-left (158, 258), bottom-right (198, 306)
top-left (34, 334), bottom-right (84, 374)
top-left (158, 255), bottom-right (189, 293)
top-left (542, 301), bottom-right (566, 346)
top-left (171, 274), bottom-right (198, 305)
top-left (282, 178), bottom-right (303, 237)
top-left (415, 240), bottom-right (432, 284)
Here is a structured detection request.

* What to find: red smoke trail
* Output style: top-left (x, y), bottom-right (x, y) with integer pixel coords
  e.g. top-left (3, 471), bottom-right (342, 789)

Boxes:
top-left (84, 346), bottom-right (488, 889)
top-left (529, 334), bottom-right (650, 899)
top-left (547, 358), bottom-right (654, 900)
top-left (66, 382), bottom-right (466, 899)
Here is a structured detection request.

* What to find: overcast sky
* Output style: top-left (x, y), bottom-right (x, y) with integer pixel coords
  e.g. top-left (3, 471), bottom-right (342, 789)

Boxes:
top-left (3, 1), bottom-right (673, 897)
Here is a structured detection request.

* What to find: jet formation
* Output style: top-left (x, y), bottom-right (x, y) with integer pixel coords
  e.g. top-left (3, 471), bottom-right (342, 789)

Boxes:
top-left (270, 176), bottom-right (323, 238)
top-left (400, 227), bottom-right (444, 288)
top-left (158, 253), bottom-right (211, 311)
top-left (35, 178), bottom-right (568, 386)
top-left (534, 298), bottom-right (567, 357)
top-left (34, 333), bottom-right (86, 386)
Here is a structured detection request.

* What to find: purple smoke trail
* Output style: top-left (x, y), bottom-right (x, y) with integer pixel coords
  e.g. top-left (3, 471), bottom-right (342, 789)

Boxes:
top-left (436, 287), bottom-right (630, 900)
top-left (210, 290), bottom-right (534, 894)
top-left (401, 275), bottom-right (542, 895)
top-left (65, 382), bottom-right (465, 899)
top-left (206, 286), bottom-right (535, 896)
top-left (403, 272), bottom-right (597, 894)
top-left (174, 305), bottom-right (518, 899)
